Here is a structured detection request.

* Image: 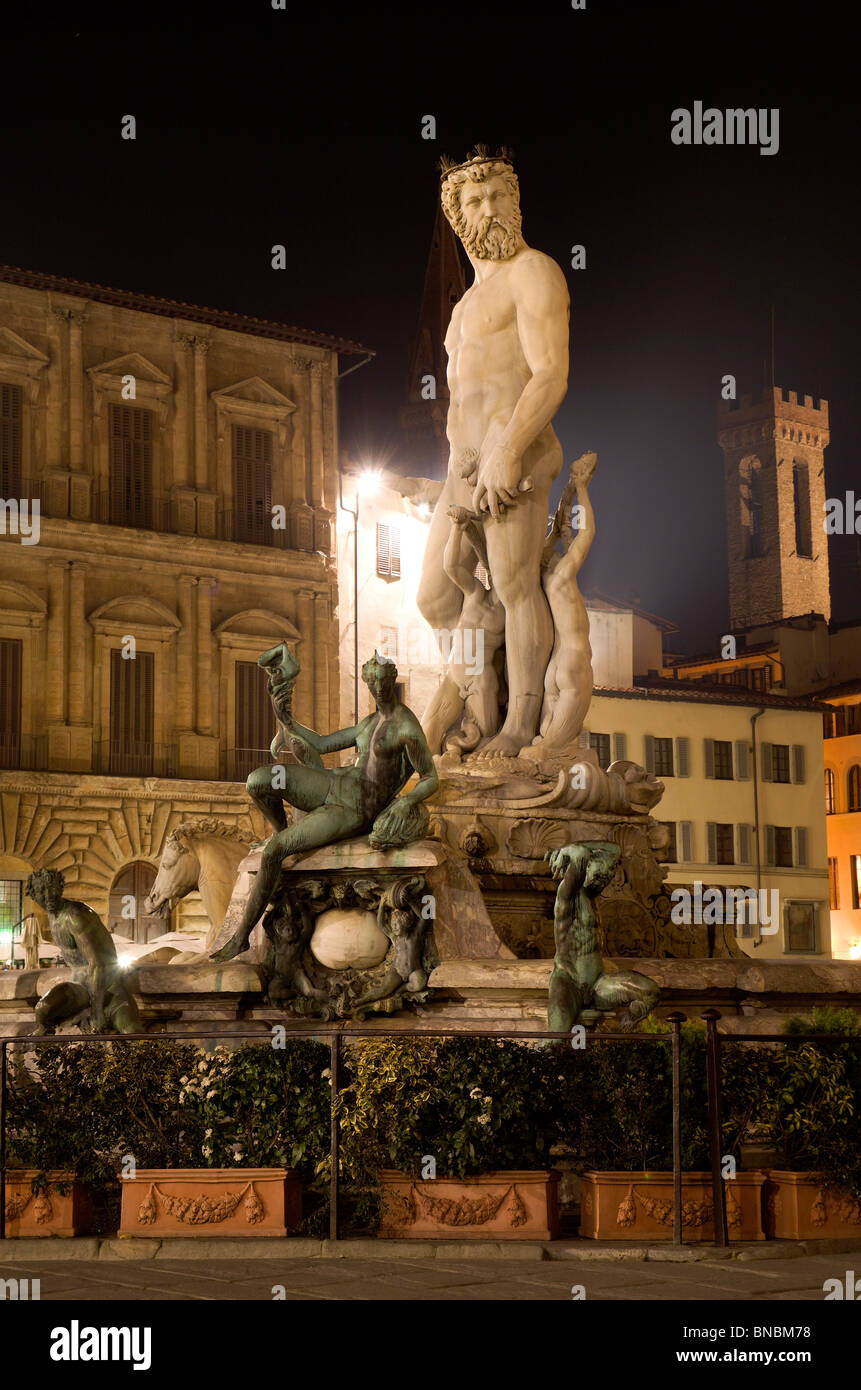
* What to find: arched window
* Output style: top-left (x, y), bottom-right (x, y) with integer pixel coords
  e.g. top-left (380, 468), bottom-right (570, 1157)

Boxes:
top-left (825, 768), bottom-right (836, 815)
top-left (848, 765), bottom-right (861, 814)
top-left (108, 861), bottom-right (161, 943)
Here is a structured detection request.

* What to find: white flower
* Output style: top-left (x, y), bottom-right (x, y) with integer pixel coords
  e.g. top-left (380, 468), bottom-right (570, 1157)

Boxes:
top-left (321, 1068), bottom-right (331, 1080)
top-left (206, 1090), bottom-right (216, 1099)
top-left (180, 1075), bottom-right (188, 1084)
top-left (205, 1129), bottom-right (212, 1138)
top-left (233, 1151), bottom-right (243, 1162)
top-left (469, 1086), bottom-right (482, 1100)
top-left (476, 1114), bottom-right (490, 1126)
top-left (198, 1061), bottom-right (207, 1073)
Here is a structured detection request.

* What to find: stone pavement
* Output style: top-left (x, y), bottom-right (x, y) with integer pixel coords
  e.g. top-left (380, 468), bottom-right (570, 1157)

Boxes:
top-left (2, 1237), bottom-right (860, 1300)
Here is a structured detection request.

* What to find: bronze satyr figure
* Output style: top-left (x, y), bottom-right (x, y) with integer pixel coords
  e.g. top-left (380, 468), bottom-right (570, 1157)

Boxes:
top-left (25, 868), bottom-right (141, 1035)
top-left (547, 842), bottom-right (659, 1033)
top-left (212, 650), bottom-right (439, 962)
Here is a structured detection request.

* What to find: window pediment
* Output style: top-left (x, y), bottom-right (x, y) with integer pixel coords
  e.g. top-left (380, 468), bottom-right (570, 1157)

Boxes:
top-left (215, 608), bottom-right (302, 651)
top-left (211, 377), bottom-right (297, 424)
top-left (0, 326), bottom-right (49, 400)
top-left (88, 594), bottom-right (181, 641)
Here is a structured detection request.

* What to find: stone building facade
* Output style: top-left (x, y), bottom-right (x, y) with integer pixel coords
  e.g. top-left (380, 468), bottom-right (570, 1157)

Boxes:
top-left (0, 267), bottom-right (367, 941)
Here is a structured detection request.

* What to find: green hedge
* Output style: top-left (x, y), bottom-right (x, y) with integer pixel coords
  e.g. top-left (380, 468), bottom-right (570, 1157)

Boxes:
top-left (5, 1010), bottom-right (860, 1235)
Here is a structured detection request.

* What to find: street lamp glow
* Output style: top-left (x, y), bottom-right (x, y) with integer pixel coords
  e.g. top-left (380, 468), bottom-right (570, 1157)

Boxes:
top-left (358, 468), bottom-right (382, 497)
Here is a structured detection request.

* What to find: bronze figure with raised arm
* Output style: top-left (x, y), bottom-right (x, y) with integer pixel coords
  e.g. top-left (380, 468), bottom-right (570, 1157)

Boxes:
top-left (212, 646), bottom-right (439, 963)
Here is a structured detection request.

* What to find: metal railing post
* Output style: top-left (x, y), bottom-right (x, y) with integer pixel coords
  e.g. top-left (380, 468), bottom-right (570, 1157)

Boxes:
top-left (702, 1009), bottom-right (728, 1247)
top-left (667, 1012), bottom-right (686, 1246)
top-left (329, 1029), bottom-right (341, 1242)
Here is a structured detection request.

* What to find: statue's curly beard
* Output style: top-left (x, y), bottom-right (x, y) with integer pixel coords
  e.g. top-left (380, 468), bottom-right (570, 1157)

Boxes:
top-left (460, 210), bottom-right (522, 261)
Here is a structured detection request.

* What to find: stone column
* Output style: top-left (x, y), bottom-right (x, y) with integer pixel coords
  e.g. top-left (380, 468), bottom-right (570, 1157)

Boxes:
top-left (67, 307), bottom-right (87, 471)
top-left (67, 562), bottom-right (87, 724)
top-left (309, 363), bottom-right (324, 508)
top-left (193, 338), bottom-right (210, 490)
top-left (46, 561), bottom-right (68, 724)
top-left (46, 307), bottom-right (67, 471)
top-left (313, 591), bottom-right (330, 731)
top-left (196, 576), bottom-right (216, 736)
top-left (172, 331), bottom-right (194, 489)
top-left (296, 589), bottom-right (315, 728)
top-left (176, 575), bottom-right (195, 730)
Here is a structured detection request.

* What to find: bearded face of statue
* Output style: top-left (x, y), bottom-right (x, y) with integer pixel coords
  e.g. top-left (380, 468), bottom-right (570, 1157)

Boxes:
top-left (452, 172), bottom-right (523, 261)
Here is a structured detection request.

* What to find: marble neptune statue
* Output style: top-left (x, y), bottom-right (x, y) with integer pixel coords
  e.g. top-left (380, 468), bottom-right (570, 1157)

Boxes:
top-left (418, 145), bottom-right (592, 761)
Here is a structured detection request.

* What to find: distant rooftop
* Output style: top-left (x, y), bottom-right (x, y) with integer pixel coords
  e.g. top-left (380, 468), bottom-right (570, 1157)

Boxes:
top-left (594, 683), bottom-right (824, 712)
top-left (0, 265), bottom-right (371, 357)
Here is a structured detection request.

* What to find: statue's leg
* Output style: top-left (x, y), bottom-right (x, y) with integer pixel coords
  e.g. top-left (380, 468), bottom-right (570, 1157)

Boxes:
top-left (476, 462), bottom-right (557, 757)
top-left (417, 471), bottom-right (468, 634)
top-left (246, 763), bottom-right (333, 836)
top-left (548, 966), bottom-right (584, 1034)
top-left (592, 969), bottom-right (660, 1031)
top-left (212, 803), bottom-right (364, 961)
top-left (34, 981), bottom-right (90, 1033)
top-left (420, 674), bottom-right (465, 754)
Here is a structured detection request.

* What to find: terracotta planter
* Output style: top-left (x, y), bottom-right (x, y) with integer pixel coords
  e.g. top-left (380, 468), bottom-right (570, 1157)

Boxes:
top-left (765, 1172), bottom-right (861, 1239)
top-left (118, 1168), bottom-right (302, 1237)
top-left (3, 1170), bottom-right (93, 1237)
top-left (378, 1169), bottom-right (559, 1240)
top-left (579, 1170), bottom-right (767, 1241)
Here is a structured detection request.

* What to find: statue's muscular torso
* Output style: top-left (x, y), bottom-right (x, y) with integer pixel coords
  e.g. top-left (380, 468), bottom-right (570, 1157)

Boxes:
top-left (445, 247), bottom-right (563, 467)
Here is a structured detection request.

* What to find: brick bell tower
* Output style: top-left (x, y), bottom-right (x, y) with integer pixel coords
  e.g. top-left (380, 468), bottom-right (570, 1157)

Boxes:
top-left (718, 387), bottom-right (831, 630)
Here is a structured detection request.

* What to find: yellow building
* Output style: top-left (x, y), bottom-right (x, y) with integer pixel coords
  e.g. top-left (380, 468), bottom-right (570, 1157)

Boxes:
top-left (586, 686), bottom-right (829, 959)
top-left (0, 267), bottom-right (366, 945)
top-left (821, 685), bottom-right (861, 959)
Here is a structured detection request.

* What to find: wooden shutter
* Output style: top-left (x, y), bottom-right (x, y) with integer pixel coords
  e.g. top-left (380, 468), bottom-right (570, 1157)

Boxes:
top-left (0, 637), bottom-right (22, 766)
top-left (110, 403), bottom-right (153, 526)
top-left (109, 649), bottom-right (154, 773)
top-left (793, 826), bottom-right (808, 869)
top-left (704, 738), bottom-right (715, 778)
top-left (108, 861), bottom-right (160, 942)
top-left (761, 741), bottom-right (774, 781)
top-left (612, 732), bottom-right (627, 762)
top-left (675, 736), bottom-right (690, 776)
top-left (679, 821), bottom-right (694, 863)
top-left (764, 824), bottom-right (776, 867)
top-left (376, 522), bottom-right (390, 576)
top-left (706, 822), bottom-right (717, 863)
top-left (736, 823), bottom-right (752, 866)
top-left (0, 382), bottom-right (23, 493)
top-left (235, 660), bottom-right (272, 754)
top-left (734, 739), bottom-right (750, 779)
top-left (390, 525), bottom-right (401, 578)
top-left (791, 744), bottom-right (806, 784)
top-left (577, 729), bottom-right (591, 750)
top-left (643, 735), bottom-right (655, 774)
top-left (232, 424), bottom-right (273, 544)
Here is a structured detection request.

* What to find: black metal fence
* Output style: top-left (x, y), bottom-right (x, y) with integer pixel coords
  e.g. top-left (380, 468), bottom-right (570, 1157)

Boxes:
top-left (1, 1013), bottom-right (859, 1246)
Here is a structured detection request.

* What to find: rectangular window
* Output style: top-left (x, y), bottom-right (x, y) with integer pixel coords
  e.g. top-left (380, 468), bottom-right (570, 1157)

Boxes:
top-left (774, 825), bottom-right (794, 868)
top-left (0, 382), bottom-right (23, 494)
top-left (232, 424), bottom-right (273, 545)
top-left (713, 740), bottom-right (733, 779)
top-left (852, 856), bottom-right (861, 911)
top-left (771, 743), bottom-right (791, 783)
top-left (785, 901), bottom-right (818, 953)
top-left (793, 462), bottom-right (813, 559)
top-left (653, 737), bottom-right (674, 777)
top-left (0, 879), bottom-right (22, 944)
top-left (660, 822), bottom-right (677, 862)
top-left (589, 733), bottom-right (611, 770)
top-left (828, 858), bottom-right (840, 910)
top-left (0, 636), bottom-right (22, 770)
top-left (232, 660), bottom-right (273, 780)
top-left (109, 648), bottom-right (154, 775)
top-left (376, 522), bottom-right (401, 580)
top-left (377, 626), bottom-right (399, 663)
top-left (714, 822), bottom-right (735, 865)
top-left (109, 403), bottom-right (154, 527)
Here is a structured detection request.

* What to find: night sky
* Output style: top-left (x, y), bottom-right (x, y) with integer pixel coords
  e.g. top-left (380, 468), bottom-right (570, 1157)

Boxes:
top-left (2, 4), bottom-right (858, 656)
